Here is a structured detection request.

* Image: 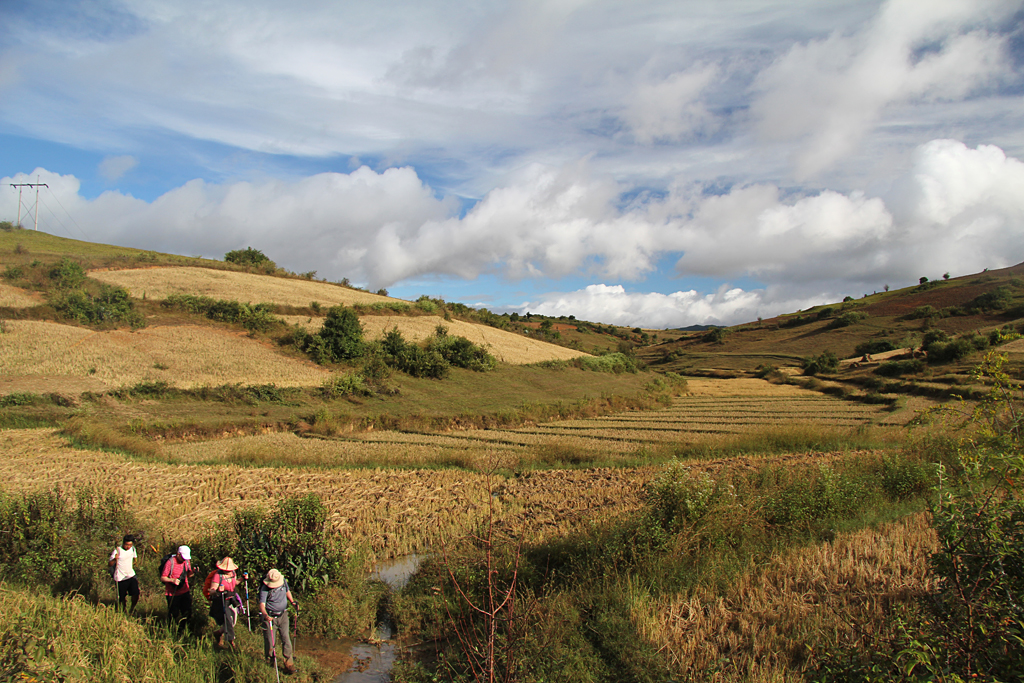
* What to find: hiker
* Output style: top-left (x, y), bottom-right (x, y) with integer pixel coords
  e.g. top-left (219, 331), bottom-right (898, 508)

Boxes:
top-left (259, 568), bottom-right (298, 675)
top-left (209, 556), bottom-right (242, 649)
top-left (108, 534), bottom-right (139, 614)
top-left (161, 545), bottom-right (195, 633)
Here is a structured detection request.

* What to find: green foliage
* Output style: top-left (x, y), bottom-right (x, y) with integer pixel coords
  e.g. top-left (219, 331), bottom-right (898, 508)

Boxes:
top-left (576, 352), bottom-right (638, 374)
top-left (0, 220), bottom-right (17, 231)
top-left (803, 350), bottom-right (839, 375)
top-left (826, 311), bottom-right (868, 329)
top-left (46, 258), bottom-right (86, 290)
top-left (415, 295), bottom-right (438, 313)
top-left (318, 373), bottom-right (371, 398)
top-left (966, 286), bottom-right (1013, 313)
top-left (925, 337), bottom-right (973, 364)
top-left (2, 265), bottom-right (23, 280)
top-left (224, 246), bottom-right (275, 271)
top-left (816, 306), bottom-right (835, 320)
top-left (315, 306), bottom-right (366, 362)
top-left (907, 305), bottom-right (936, 320)
top-left (162, 294), bottom-right (278, 333)
top-left (854, 339), bottom-right (896, 356)
top-left (428, 332), bottom-right (497, 372)
top-left (231, 495), bottom-right (346, 596)
top-left (51, 285), bottom-right (144, 328)
top-left (703, 327), bottom-right (726, 344)
top-left (0, 487), bottom-right (135, 595)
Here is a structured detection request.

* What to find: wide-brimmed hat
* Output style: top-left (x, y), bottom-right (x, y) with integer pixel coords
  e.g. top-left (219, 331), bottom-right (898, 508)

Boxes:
top-left (177, 545), bottom-right (192, 561)
top-left (216, 557), bottom-right (238, 572)
top-left (263, 568), bottom-right (285, 588)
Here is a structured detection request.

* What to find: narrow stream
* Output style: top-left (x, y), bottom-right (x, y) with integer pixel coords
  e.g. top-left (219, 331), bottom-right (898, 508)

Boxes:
top-left (328, 554), bottom-right (423, 683)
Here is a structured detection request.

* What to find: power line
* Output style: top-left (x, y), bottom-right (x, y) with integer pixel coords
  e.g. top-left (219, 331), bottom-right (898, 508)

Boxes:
top-left (42, 186), bottom-right (91, 241)
top-left (9, 176), bottom-right (48, 229)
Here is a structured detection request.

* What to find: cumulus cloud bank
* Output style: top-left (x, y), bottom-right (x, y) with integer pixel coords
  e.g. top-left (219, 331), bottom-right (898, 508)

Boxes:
top-left (5, 138), bottom-right (1022, 327)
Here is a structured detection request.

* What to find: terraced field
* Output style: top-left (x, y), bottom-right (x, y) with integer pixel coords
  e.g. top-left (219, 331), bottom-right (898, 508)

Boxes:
top-left (0, 378), bottom-right (908, 559)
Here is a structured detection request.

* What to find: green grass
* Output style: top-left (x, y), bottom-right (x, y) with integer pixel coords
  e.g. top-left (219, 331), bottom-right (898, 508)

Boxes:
top-left (0, 583), bottom-right (327, 683)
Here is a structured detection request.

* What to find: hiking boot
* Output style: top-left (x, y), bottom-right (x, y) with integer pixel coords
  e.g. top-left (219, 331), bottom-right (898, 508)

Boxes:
top-left (283, 659), bottom-right (296, 675)
top-left (212, 630), bottom-right (224, 648)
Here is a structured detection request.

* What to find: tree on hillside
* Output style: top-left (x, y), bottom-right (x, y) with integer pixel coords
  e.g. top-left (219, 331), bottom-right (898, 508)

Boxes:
top-left (225, 247), bottom-right (276, 271)
top-left (318, 306), bottom-right (365, 362)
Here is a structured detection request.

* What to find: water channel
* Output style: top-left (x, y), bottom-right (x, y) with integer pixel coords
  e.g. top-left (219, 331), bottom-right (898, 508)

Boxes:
top-left (297, 554), bottom-right (424, 683)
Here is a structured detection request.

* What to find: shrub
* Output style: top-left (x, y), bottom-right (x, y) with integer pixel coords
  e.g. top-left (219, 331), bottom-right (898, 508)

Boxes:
top-left (703, 327), bottom-right (726, 344)
top-left (815, 306), bottom-right (835, 320)
top-left (319, 373), bottom-right (370, 398)
top-left (854, 339), bottom-right (895, 356)
top-left (925, 337), bottom-right (973, 364)
top-left (826, 311), bottom-right (867, 329)
top-left (51, 285), bottom-right (144, 328)
top-left (428, 332), bottom-right (497, 372)
top-left (2, 265), bottom-right (23, 280)
top-left (224, 246), bottom-right (275, 270)
top-left (803, 350), bottom-right (839, 375)
top-left (966, 286), bottom-right (1013, 313)
top-left (577, 352), bottom-right (638, 374)
top-left (907, 305), bottom-right (936, 320)
top-left (230, 494), bottom-right (347, 595)
top-left (47, 258), bottom-right (86, 290)
top-left (315, 306), bottom-right (366, 362)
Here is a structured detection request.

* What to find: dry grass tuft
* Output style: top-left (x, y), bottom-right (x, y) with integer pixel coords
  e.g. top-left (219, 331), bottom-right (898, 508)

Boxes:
top-left (0, 320), bottom-right (330, 389)
top-left (89, 266), bottom-right (395, 307)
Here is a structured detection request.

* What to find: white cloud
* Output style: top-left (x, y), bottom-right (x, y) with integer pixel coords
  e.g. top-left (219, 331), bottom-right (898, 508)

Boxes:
top-left (519, 283), bottom-right (826, 329)
top-left (98, 155), bottom-right (137, 181)
top-left (4, 137), bottom-right (1023, 327)
top-left (623, 64), bottom-right (720, 144)
top-left (751, 0), bottom-right (1013, 177)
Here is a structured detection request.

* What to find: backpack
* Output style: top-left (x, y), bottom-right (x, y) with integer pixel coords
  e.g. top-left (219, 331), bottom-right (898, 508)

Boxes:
top-left (157, 553), bottom-right (175, 579)
top-left (202, 570), bottom-right (219, 600)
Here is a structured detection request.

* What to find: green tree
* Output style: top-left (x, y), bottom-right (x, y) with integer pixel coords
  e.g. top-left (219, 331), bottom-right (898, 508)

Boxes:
top-left (317, 306), bottom-right (365, 362)
top-left (224, 247), bottom-right (275, 270)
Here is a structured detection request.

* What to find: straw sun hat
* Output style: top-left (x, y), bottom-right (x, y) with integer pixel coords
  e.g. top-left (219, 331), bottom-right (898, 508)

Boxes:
top-left (216, 557), bottom-right (238, 572)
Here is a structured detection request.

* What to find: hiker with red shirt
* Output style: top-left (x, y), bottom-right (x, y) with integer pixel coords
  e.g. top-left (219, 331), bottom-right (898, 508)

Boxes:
top-left (209, 556), bottom-right (242, 649)
top-left (161, 545), bottom-right (195, 633)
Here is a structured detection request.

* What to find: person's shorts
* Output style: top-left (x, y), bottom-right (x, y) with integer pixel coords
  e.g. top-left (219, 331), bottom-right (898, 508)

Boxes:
top-left (117, 575), bottom-right (140, 599)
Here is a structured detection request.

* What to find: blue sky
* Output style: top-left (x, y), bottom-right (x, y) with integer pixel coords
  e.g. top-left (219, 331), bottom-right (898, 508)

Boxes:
top-left (2, 0), bottom-right (1023, 328)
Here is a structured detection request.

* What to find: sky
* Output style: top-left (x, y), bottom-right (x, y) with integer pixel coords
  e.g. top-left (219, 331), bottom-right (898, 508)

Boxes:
top-left (2, 0), bottom-right (1023, 329)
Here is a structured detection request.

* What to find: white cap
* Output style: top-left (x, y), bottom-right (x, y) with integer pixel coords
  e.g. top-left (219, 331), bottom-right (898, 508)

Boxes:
top-left (177, 545), bottom-right (192, 561)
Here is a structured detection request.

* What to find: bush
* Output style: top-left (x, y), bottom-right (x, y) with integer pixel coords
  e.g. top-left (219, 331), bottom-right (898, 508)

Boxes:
top-left (47, 258), bottom-right (86, 290)
top-left (577, 352), bottom-right (638, 373)
top-left (230, 494), bottom-right (347, 596)
top-left (826, 311), bottom-right (867, 329)
top-left (224, 247), bottom-right (275, 270)
top-left (925, 337), bottom-right (973, 364)
top-left (854, 339), bottom-right (895, 356)
top-left (907, 305), bottom-right (936, 320)
top-left (803, 350), bottom-right (839, 375)
top-left (428, 332), bottom-right (497, 372)
top-left (703, 327), bottom-right (726, 344)
top-left (51, 285), bottom-right (144, 328)
top-left (2, 265), bottom-right (23, 280)
top-left (966, 286), bottom-right (1013, 313)
top-left (314, 306), bottom-right (365, 362)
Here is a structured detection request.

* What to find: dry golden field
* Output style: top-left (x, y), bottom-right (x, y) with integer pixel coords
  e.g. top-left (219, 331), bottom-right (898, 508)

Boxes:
top-left (0, 282), bottom-right (42, 307)
top-left (0, 320), bottom-right (330, 391)
top-left (644, 513), bottom-right (938, 681)
top-left (0, 428), bottom-right (650, 559)
top-left (0, 378), bottom-right (911, 560)
top-left (282, 314), bottom-right (589, 364)
top-left (89, 266), bottom-right (394, 307)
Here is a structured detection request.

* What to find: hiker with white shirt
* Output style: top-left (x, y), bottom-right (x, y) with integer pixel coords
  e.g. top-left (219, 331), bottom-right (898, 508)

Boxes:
top-left (108, 534), bottom-right (139, 614)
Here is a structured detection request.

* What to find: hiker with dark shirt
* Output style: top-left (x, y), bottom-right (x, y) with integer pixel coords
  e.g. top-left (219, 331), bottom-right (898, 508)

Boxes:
top-left (108, 534), bottom-right (139, 614)
top-left (161, 545), bottom-right (194, 632)
top-left (259, 568), bottom-right (298, 674)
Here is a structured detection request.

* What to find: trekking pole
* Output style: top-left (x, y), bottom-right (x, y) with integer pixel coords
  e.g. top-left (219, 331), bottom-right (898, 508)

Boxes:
top-left (243, 573), bottom-right (251, 632)
top-left (267, 614), bottom-right (281, 683)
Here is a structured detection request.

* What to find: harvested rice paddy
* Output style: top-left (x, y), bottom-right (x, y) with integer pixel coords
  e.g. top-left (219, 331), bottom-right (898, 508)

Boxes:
top-left (0, 282), bottom-right (42, 307)
top-left (89, 266), bottom-right (394, 307)
top-left (282, 314), bottom-right (588, 365)
top-left (0, 319), bottom-right (330, 390)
